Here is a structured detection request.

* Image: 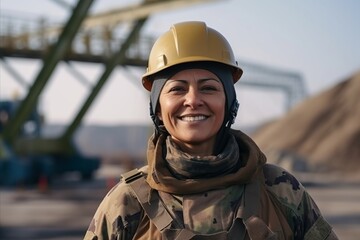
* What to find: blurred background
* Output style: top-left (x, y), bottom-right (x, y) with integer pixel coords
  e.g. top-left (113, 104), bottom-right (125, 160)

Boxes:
top-left (0, 0), bottom-right (359, 239)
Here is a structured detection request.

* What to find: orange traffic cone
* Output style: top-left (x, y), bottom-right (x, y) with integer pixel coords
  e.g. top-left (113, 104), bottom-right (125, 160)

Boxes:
top-left (38, 175), bottom-right (49, 193)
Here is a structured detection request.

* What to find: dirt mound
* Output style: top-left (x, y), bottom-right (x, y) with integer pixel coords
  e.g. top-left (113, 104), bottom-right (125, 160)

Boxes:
top-left (252, 70), bottom-right (360, 173)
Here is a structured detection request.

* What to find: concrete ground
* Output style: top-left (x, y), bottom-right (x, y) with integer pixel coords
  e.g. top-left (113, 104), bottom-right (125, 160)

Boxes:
top-left (0, 165), bottom-right (359, 240)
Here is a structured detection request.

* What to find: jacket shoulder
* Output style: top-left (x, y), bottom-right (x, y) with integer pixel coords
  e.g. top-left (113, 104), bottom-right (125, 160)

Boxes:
top-left (262, 163), bottom-right (305, 209)
top-left (85, 167), bottom-right (148, 239)
top-left (100, 165), bottom-right (149, 214)
top-left (261, 164), bottom-right (337, 239)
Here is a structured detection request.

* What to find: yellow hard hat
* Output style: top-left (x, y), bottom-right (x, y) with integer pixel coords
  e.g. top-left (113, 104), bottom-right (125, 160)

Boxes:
top-left (142, 21), bottom-right (243, 91)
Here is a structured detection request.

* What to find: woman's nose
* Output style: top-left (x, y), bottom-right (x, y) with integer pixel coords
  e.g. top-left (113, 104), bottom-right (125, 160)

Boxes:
top-left (184, 89), bottom-right (203, 108)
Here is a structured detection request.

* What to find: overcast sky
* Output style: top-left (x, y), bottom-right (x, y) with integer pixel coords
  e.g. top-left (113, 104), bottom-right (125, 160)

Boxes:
top-left (1, 0), bottom-right (360, 127)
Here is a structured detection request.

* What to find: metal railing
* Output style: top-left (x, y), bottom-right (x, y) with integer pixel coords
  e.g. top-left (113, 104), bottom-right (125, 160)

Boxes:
top-left (0, 12), bottom-right (153, 64)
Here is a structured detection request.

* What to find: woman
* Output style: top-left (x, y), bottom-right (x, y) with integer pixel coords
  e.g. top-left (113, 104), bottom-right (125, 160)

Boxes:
top-left (84, 21), bottom-right (337, 240)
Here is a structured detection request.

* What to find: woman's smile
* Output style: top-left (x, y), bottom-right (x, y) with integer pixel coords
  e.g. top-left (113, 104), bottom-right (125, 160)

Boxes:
top-left (179, 114), bottom-right (208, 122)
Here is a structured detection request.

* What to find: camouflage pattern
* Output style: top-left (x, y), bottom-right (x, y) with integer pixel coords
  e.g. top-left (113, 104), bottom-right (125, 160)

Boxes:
top-left (84, 164), bottom-right (336, 240)
top-left (84, 179), bottom-right (143, 240)
top-left (84, 130), bottom-right (337, 240)
top-left (159, 184), bottom-right (244, 234)
top-left (263, 164), bottom-right (335, 240)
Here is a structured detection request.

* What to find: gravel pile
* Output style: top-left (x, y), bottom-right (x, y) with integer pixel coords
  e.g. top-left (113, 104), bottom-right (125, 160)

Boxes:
top-left (252, 70), bottom-right (360, 173)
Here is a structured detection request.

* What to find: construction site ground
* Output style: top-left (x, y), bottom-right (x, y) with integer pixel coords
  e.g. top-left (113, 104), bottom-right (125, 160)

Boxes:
top-left (0, 164), bottom-right (359, 240)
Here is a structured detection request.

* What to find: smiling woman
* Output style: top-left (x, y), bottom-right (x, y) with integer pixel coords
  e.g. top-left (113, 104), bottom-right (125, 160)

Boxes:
top-left (84, 21), bottom-right (338, 240)
top-left (157, 69), bottom-right (226, 156)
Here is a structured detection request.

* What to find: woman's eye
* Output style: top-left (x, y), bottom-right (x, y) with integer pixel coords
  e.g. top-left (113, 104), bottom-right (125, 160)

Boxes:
top-left (169, 86), bottom-right (185, 92)
top-left (201, 86), bottom-right (218, 91)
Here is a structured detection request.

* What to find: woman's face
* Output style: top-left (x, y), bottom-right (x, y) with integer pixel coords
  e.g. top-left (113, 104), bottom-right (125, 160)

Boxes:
top-left (158, 68), bottom-right (226, 155)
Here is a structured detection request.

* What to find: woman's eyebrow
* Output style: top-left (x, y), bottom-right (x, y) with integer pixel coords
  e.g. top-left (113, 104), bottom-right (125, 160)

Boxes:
top-left (165, 79), bottom-right (187, 85)
top-left (198, 78), bottom-right (221, 84)
top-left (165, 78), bottom-right (220, 85)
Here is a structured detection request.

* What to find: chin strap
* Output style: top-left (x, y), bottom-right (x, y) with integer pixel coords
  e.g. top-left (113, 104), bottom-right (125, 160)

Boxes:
top-left (214, 99), bottom-right (239, 155)
top-left (150, 102), bottom-right (168, 142)
top-left (227, 99), bottom-right (239, 127)
top-left (150, 102), bottom-right (160, 140)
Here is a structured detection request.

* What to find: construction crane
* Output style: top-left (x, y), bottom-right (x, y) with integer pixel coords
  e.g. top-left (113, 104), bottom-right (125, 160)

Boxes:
top-left (0, 0), bottom-right (220, 185)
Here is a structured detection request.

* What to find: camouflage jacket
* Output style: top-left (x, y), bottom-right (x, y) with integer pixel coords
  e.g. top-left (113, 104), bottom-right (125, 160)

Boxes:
top-left (84, 130), bottom-right (337, 240)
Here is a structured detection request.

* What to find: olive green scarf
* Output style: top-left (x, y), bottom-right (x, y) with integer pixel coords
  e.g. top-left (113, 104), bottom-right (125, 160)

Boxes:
top-left (146, 129), bottom-right (266, 195)
top-left (165, 135), bottom-right (240, 179)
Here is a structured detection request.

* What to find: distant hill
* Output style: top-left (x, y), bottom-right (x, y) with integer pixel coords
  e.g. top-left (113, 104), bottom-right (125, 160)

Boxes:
top-left (252, 70), bottom-right (360, 173)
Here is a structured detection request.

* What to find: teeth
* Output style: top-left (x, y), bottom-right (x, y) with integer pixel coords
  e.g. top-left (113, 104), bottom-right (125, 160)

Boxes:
top-left (181, 115), bottom-right (206, 122)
